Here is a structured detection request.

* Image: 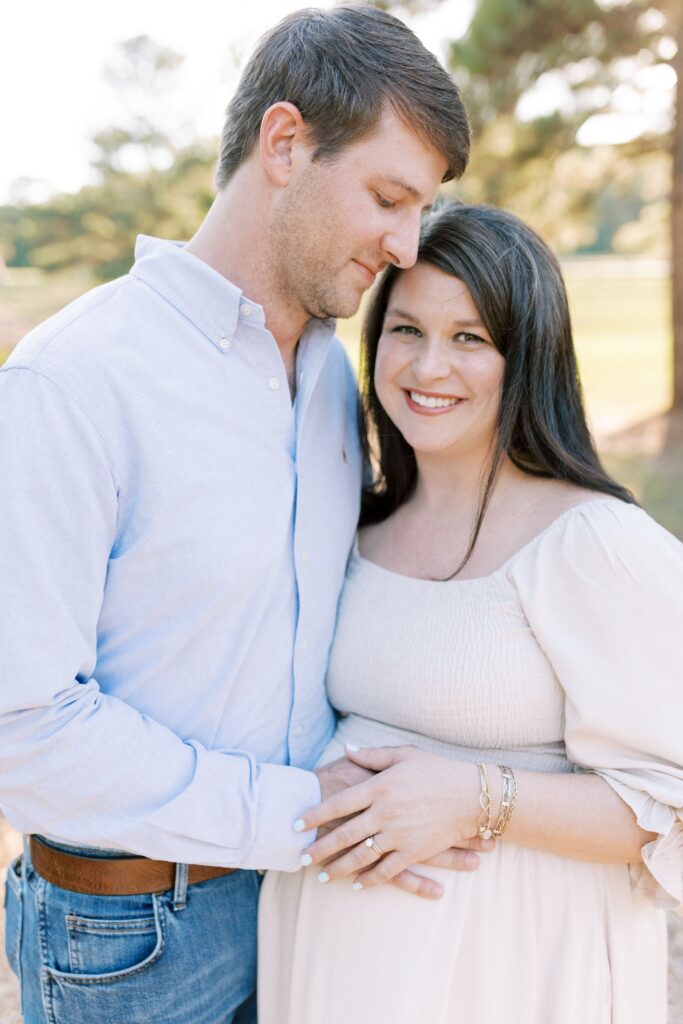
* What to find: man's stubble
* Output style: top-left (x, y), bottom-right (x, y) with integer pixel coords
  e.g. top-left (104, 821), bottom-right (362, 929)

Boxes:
top-left (267, 169), bottom-right (363, 324)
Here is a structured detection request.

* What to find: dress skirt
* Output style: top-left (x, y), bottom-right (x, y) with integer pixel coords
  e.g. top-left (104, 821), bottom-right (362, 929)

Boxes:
top-left (258, 734), bottom-right (668, 1024)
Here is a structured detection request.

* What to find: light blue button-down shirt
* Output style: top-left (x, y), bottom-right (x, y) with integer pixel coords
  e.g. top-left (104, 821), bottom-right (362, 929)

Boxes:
top-left (0, 235), bottom-right (362, 871)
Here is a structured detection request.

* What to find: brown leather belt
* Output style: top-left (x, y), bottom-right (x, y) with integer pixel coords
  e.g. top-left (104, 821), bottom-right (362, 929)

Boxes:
top-left (29, 836), bottom-right (234, 896)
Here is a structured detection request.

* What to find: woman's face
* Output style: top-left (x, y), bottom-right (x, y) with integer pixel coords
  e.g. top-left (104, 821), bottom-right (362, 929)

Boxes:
top-left (374, 262), bottom-right (506, 461)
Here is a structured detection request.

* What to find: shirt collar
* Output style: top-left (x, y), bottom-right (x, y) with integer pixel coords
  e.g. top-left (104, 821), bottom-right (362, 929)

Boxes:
top-left (130, 235), bottom-right (338, 365)
top-left (131, 235), bottom-right (260, 352)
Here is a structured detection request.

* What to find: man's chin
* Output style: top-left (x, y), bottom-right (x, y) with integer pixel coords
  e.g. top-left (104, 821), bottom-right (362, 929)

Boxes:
top-left (306, 294), bottom-right (362, 322)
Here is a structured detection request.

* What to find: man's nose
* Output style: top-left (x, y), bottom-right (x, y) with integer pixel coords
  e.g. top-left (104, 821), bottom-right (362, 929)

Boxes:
top-left (382, 212), bottom-right (422, 269)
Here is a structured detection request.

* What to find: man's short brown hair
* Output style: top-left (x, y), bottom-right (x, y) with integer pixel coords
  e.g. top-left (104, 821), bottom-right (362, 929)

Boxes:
top-left (215, 4), bottom-right (470, 189)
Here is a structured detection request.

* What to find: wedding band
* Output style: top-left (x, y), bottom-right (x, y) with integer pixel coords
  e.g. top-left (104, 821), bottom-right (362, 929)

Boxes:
top-left (365, 835), bottom-right (385, 856)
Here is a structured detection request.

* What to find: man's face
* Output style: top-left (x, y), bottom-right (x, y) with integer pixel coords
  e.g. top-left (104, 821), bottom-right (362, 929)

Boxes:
top-left (268, 108), bottom-right (448, 321)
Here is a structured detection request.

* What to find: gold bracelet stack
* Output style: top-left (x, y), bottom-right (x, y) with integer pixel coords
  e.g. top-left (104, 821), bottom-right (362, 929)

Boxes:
top-left (477, 763), bottom-right (493, 839)
top-left (477, 763), bottom-right (517, 840)
top-left (492, 765), bottom-right (517, 837)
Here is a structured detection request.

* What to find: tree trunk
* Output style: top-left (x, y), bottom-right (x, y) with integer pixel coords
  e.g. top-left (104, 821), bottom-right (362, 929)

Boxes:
top-left (672, 11), bottom-right (683, 408)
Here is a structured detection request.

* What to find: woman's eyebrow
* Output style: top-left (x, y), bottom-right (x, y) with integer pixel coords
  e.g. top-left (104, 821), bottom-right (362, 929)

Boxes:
top-left (385, 306), bottom-right (422, 324)
top-left (453, 318), bottom-right (486, 328)
top-left (386, 309), bottom-right (486, 328)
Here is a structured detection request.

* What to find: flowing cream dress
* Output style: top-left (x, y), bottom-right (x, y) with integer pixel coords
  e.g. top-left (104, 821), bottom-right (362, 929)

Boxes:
top-left (258, 499), bottom-right (683, 1024)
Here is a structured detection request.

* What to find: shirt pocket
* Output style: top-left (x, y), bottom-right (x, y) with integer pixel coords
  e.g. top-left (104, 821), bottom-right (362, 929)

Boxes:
top-left (3, 854), bottom-right (23, 980)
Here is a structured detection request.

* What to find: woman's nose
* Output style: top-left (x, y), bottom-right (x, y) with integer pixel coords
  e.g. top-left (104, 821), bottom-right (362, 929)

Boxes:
top-left (413, 342), bottom-right (452, 383)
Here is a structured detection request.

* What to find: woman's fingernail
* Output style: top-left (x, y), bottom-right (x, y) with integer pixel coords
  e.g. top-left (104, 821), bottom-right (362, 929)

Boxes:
top-left (345, 743), bottom-right (359, 752)
top-left (318, 871), bottom-right (330, 884)
top-left (293, 819), bottom-right (306, 832)
top-left (300, 853), bottom-right (312, 867)
top-left (466, 852), bottom-right (480, 868)
top-left (352, 881), bottom-right (363, 890)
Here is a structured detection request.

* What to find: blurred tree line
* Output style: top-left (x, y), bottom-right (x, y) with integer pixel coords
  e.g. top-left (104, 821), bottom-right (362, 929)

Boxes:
top-left (0, 3), bottom-right (680, 404)
top-left (0, 37), bottom-right (216, 281)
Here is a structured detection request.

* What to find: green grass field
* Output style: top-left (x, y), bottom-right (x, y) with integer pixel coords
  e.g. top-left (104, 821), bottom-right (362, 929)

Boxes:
top-left (566, 272), bottom-right (671, 435)
top-left (2, 263), bottom-right (680, 535)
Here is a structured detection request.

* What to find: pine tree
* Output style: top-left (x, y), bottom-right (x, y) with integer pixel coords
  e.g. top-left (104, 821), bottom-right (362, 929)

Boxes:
top-left (447, 0), bottom-right (680, 406)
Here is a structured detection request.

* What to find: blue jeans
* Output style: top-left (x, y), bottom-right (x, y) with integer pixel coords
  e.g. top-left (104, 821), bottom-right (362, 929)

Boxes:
top-left (4, 839), bottom-right (259, 1024)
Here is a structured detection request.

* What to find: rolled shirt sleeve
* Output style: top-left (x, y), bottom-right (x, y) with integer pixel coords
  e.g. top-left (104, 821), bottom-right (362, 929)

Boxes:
top-left (0, 366), bottom-right (320, 871)
top-left (510, 500), bottom-right (683, 912)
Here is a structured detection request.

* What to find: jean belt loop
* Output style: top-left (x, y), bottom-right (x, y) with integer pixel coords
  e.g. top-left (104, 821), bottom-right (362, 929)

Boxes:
top-left (22, 835), bottom-right (31, 882)
top-left (172, 862), bottom-right (189, 912)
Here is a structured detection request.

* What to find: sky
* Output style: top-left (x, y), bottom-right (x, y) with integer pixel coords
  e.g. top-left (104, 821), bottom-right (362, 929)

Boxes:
top-left (0, 0), bottom-right (474, 204)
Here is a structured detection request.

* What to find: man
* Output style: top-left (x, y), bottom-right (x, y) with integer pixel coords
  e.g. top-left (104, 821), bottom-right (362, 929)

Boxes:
top-left (0, 6), bottom-right (471, 1022)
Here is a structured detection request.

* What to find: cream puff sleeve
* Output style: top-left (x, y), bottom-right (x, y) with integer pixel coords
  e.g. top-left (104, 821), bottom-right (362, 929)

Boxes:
top-left (509, 499), bottom-right (683, 912)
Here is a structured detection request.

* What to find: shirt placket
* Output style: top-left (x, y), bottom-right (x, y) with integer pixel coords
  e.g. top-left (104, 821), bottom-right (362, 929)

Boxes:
top-left (287, 326), bottom-right (335, 765)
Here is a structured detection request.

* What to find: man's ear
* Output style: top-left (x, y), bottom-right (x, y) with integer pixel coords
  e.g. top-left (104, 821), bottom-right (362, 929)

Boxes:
top-left (259, 102), bottom-right (311, 187)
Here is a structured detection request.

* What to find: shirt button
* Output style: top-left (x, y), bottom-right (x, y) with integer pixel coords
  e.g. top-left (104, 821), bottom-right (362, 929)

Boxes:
top-left (219, 337), bottom-right (230, 351)
top-left (294, 725), bottom-right (303, 736)
top-left (240, 303), bottom-right (252, 317)
top-left (268, 377), bottom-right (280, 391)
top-left (300, 550), bottom-right (311, 563)
top-left (301, 639), bottom-right (310, 651)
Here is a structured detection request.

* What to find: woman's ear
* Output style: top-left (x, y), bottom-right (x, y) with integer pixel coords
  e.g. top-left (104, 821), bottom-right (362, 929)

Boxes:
top-left (259, 101), bottom-right (311, 187)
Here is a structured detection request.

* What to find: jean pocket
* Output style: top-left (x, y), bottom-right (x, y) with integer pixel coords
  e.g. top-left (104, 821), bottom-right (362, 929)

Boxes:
top-left (3, 855), bottom-right (23, 980)
top-left (46, 895), bottom-right (165, 986)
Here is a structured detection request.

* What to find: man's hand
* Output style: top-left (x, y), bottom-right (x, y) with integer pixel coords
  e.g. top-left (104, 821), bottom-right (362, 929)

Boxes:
top-left (315, 755), bottom-right (375, 809)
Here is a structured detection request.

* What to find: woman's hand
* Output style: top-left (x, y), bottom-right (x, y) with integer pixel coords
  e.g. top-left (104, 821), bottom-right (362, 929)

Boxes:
top-left (297, 745), bottom-right (486, 889)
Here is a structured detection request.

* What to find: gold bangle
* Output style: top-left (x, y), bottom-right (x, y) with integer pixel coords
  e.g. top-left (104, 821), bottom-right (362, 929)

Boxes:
top-left (506, 767), bottom-right (517, 829)
top-left (492, 766), bottom-right (517, 837)
top-left (477, 763), bottom-right (493, 839)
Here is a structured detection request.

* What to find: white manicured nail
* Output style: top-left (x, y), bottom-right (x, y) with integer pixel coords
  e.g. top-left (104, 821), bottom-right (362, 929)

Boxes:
top-left (352, 881), bottom-right (363, 890)
top-left (293, 819), bottom-right (306, 832)
top-left (318, 871), bottom-right (330, 884)
top-left (345, 743), bottom-right (359, 752)
top-left (300, 853), bottom-right (312, 867)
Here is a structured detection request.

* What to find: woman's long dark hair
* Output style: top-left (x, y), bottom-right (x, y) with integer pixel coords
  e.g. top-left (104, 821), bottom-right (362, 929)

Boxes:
top-left (360, 202), bottom-right (635, 572)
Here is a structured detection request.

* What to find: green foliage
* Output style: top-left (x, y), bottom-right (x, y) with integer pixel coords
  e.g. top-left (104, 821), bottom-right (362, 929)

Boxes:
top-left (0, 144), bottom-right (215, 280)
top-left (444, 0), bottom-right (677, 253)
top-left (451, 0), bottom-right (649, 116)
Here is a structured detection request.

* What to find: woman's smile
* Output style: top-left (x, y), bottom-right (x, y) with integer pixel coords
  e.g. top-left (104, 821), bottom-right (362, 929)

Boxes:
top-left (404, 388), bottom-right (466, 414)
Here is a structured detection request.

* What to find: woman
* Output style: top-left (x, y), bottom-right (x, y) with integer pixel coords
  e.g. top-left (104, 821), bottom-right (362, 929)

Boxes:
top-left (258, 203), bottom-right (683, 1023)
